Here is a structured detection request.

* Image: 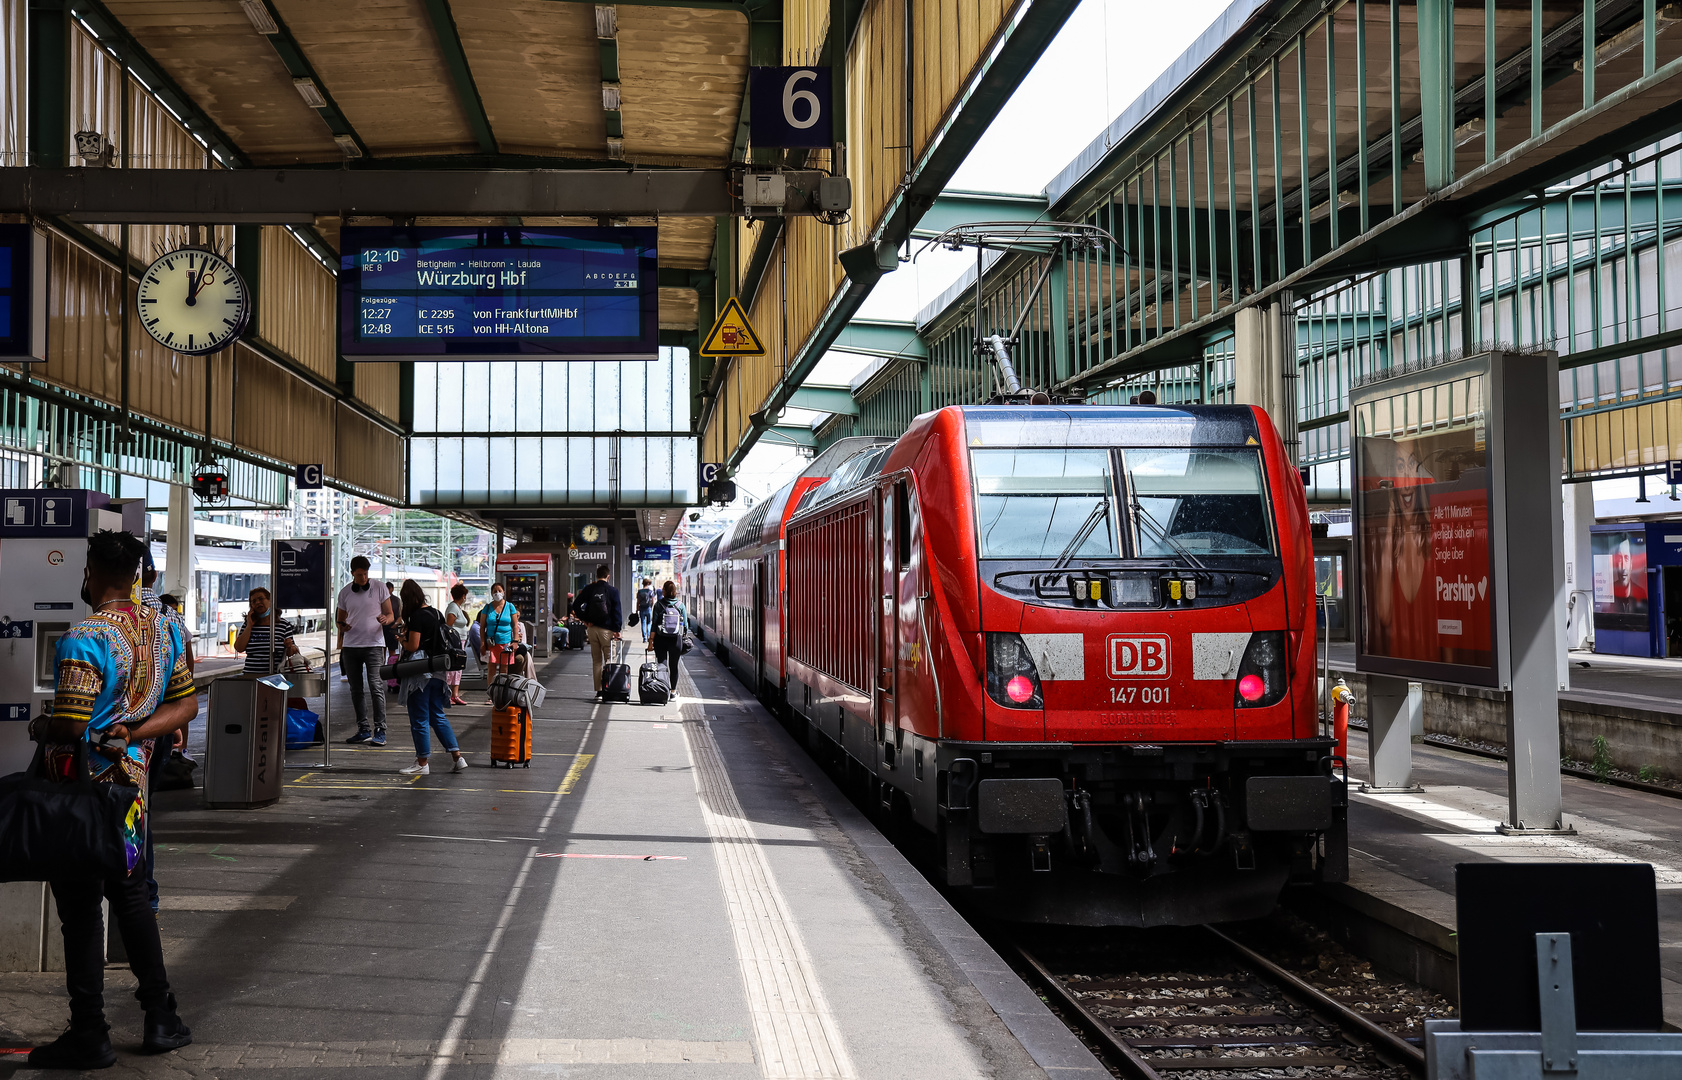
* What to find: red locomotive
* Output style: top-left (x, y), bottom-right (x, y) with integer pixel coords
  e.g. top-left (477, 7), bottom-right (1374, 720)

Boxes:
top-left (685, 406), bottom-right (1345, 925)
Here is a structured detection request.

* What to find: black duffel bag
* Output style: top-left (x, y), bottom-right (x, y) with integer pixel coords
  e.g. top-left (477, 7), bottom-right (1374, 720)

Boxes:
top-left (0, 739), bottom-right (139, 883)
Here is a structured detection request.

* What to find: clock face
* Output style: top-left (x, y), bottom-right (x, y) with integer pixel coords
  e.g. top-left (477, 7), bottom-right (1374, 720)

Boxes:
top-left (580, 524), bottom-right (600, 543)
top-left (137, 248), bottom-right (250, 356)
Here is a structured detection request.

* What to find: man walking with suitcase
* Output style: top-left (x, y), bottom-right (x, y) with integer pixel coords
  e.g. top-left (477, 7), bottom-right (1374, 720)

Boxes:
top-left (570, 564), bottom-right (623, 700)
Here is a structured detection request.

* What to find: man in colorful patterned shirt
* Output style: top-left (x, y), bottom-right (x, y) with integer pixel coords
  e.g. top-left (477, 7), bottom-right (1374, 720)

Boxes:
top-left (26, 531), bottom-right (199, 1070)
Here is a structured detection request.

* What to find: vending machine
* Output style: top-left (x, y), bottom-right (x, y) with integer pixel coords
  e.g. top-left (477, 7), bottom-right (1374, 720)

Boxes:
top-left (495, 552), bottom-right (554, 658)
top-left (0, 489), bottom-right (130, 777)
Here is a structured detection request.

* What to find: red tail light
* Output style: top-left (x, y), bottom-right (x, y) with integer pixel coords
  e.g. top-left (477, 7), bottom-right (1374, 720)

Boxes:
top-left (1237, 673), bottom-right (1266, 702)
top-left (986, 633), bottom-right (1044, 709)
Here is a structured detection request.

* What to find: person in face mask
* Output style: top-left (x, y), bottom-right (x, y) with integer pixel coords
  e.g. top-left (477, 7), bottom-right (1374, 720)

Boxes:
top-left (477, 582), bottom-right (521, 704)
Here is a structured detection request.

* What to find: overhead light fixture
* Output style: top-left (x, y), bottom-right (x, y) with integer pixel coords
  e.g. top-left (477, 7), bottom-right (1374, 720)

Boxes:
top-left (334, 134), bottom-right (362, 159)
top-left (606, 137), bottom-right (624, 159)
top-left (240, 0), bottom-right (278, 34)
top-left (595, 5), bottom-right (617, 38)
top-left (293, 77), bottom-right (327, 108)
top-left (602, 81), bottom-right (621, 110)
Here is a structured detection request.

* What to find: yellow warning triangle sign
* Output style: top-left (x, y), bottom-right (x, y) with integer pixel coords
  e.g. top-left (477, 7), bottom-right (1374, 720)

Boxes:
top-left (700, 296), bottom-right (766, 356)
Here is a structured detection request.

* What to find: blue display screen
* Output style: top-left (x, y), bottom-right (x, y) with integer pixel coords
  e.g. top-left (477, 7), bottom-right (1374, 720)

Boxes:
top-left (339, 226), bottom-right (658, 360)
top-left (0, 224), bottom-right (32, 358)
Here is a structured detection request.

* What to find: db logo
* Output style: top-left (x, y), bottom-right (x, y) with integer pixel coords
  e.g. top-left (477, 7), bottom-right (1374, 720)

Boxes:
top-left (1108, 635), bottom-right (1170, 678)
top-left (47, 550), bottom-right (63, 565)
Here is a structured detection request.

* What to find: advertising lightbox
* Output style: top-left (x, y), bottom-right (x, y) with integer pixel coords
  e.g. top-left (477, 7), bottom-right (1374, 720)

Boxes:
top-left (339, 226), bottom-right (658, 361)
top-left (1353, 363), bottom-right (1500, 687)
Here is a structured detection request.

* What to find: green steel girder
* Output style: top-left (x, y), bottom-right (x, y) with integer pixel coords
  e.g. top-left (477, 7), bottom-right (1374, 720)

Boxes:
top-left (764, 424), bottom-right (817, 448)
top-left (1468, 185), bottom-right (1682, 239)
top-left (422, 0), bottom-right (498, 154)
top-left (909, 190), bottom-right (1048, 239)
top-left (831, 319), bottom-right (924, 359)
top-left (786, 386), bottom-right (858, 415)
top-left (246, 0), bottom-right (371, 158)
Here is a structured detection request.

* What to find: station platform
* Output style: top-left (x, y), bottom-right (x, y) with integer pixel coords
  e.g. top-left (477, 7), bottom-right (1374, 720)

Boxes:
top-left (1322, 726), bottom-right (1682, 1027)
top-left (0, 645), bottom-right (1105, 1078)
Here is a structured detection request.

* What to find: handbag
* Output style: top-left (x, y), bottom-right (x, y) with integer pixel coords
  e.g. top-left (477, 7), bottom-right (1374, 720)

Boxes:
top-left (0, 739), bottom-right (139, 883)
top-left (681, 633), bottom-right (695, 655)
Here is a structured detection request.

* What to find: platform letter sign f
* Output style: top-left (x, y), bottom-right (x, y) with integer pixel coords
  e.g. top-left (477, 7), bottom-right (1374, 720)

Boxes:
top-left (1108, 635), bottom-right (1170, 679)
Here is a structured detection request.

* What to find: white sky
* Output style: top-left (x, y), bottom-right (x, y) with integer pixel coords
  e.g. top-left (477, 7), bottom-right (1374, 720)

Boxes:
top-left (730, 0), bottom-right (1233, 502)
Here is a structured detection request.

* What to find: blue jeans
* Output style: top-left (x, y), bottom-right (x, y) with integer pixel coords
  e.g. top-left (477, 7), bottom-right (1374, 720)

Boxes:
top-left (407, 679), bottom-right (459, 759)
top-left (638, 607), bottom-right (652, 639)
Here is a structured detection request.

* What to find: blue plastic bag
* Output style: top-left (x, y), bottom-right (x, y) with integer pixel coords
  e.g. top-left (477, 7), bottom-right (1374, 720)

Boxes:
top-left (285, 707), bottom-right (322, 751)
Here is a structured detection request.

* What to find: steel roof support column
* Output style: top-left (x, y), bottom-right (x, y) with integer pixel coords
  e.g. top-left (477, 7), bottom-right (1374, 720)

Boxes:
top-left (1417, 0), bottom-right (1452, 192)
top-left (28, 0), bottom-right (69, 168)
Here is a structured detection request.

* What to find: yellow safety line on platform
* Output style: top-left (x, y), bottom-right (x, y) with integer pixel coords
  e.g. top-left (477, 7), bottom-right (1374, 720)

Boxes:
top-left (559, 753), bottom-right (594, 795)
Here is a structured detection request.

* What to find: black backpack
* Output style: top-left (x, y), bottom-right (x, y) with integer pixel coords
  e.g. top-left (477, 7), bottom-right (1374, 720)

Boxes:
top-left (583, 586), bottom-right (612, 627)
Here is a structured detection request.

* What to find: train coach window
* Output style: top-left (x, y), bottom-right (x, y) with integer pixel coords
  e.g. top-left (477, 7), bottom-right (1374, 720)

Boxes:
top-left (894, 481), bottom-right (911, 568)
top-left (1123, 448), bottom-right (1272, 556)
top-left (971, 449), bottom-right (1119, 560)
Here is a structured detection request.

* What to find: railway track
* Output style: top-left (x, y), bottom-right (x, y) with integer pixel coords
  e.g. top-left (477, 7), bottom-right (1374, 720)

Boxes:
top-left (1015, 924), bottom-right (1428, 1079)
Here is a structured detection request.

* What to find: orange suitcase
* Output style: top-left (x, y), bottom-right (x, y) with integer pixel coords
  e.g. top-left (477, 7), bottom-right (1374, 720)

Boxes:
top-left (491, 705), bottom-right (531, 768)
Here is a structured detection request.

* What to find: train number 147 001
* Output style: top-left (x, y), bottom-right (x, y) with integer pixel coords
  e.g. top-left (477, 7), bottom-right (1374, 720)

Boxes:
top-left (1109, 685), bottom-right (1170, 705)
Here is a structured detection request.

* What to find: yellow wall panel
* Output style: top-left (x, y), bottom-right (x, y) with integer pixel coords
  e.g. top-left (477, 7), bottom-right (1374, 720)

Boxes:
top-left (233, 346), bottom-right (335, 467)
top-left (257, 227), bottom-right (337, 383)
top-left (353, 363), bottom-right (402, 423)
top-left (335, 402), bottom-right (405, 502)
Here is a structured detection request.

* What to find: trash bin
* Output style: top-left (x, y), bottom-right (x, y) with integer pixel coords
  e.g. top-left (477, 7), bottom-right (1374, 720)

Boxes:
top-left (204, 675), bottom-right (286, 809)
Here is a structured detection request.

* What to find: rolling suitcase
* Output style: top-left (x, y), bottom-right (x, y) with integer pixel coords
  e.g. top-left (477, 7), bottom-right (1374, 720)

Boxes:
top-left (600, 640), bottom-right (632, 703)
top-left (638, 660), bottom-right (671, 706)
top-left (491, 705), bottom-right (531, 768)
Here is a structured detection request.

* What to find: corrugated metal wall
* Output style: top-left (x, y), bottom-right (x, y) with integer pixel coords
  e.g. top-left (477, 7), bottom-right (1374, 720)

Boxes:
top-left (336, 402), bottom-right (405, 499)
top-left (257, 226), bottom-right (337, 382)
top-left (233, 345), bottom-right (335, 467)
top-left (353, 363), bottom-right (401, 423)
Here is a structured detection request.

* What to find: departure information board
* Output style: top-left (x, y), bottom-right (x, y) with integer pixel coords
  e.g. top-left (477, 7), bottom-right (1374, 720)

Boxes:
top-left (339, 226), bottom-right (658, 360)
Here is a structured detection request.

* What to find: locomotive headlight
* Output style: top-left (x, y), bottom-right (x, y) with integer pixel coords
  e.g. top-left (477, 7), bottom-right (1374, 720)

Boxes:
top-left (1233, 631), bottom-right (1288, 708)
top-left (986, 632), bottom-right (1044, 709)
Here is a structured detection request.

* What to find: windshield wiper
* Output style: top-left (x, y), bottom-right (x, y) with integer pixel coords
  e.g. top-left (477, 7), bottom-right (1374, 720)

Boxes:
top-left (1052, 499), bottom-right (1110, 571)
top-left (1128, 470), bottom-right (1206, 571)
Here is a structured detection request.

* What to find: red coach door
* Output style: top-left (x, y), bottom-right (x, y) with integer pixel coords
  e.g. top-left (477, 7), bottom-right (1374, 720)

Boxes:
top-left (876, 484), bottom-right (896, 765)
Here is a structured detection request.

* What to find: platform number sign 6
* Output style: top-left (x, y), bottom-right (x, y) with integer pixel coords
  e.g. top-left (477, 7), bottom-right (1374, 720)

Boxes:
top-left (750, 66), bottom-right (833, 149)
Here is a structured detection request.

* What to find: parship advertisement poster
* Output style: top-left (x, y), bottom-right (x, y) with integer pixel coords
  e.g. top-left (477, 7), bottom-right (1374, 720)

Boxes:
top-left (1355, 422), bottom-right (1497, 685)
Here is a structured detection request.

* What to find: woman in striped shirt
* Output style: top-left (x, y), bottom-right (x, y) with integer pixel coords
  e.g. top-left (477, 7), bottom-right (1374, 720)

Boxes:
top-left (234, 587), bottom-right (300, 675)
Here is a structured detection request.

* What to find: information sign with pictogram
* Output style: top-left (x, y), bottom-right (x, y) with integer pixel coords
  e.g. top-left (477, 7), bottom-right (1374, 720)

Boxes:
top-left (700, 297), bottom-right (766, 357)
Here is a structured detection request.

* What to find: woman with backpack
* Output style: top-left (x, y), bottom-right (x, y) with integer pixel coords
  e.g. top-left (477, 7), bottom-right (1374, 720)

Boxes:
top-left (649, 581), bottom-right (690, 698)
top-left (396, 580), bottom-right (468, 776)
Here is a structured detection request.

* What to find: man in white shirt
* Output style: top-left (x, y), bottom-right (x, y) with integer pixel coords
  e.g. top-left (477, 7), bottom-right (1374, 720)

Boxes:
top-left (336, 555), bottom-right (394, 746)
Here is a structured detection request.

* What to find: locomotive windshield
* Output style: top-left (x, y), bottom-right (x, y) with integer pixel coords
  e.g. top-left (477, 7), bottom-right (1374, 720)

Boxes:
top-left (970, 446), bottom-right (1273, 560)
top-left (972, 449), bottom-right (1120, 560)
top-left (1126, 448), bottom-right (1272, 557)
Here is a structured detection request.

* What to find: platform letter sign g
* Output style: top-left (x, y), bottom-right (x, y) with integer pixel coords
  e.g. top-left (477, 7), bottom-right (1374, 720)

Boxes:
top-left (1108, 635), bottom-right (1170, 679)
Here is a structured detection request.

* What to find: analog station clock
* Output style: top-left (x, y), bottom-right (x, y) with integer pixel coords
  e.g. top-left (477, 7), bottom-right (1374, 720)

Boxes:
top-left (136, 247), bottom-right (251, 355)
top-left (580, 524), bottom-right (601, 544)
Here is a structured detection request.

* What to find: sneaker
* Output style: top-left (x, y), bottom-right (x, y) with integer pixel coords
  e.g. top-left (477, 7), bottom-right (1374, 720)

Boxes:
top-left (369, 736), bottom-right (386, 747)
top-left (142, 994), bottom-right (192, 1054)
top-left (29, 1023), bottom-right (116, 1070)
top-left (452, 755), bottom-right (470, 773)
top-left (400, 762), bottom-right (430, 776)
top-left (345, 731), bottom-right (371, 744)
